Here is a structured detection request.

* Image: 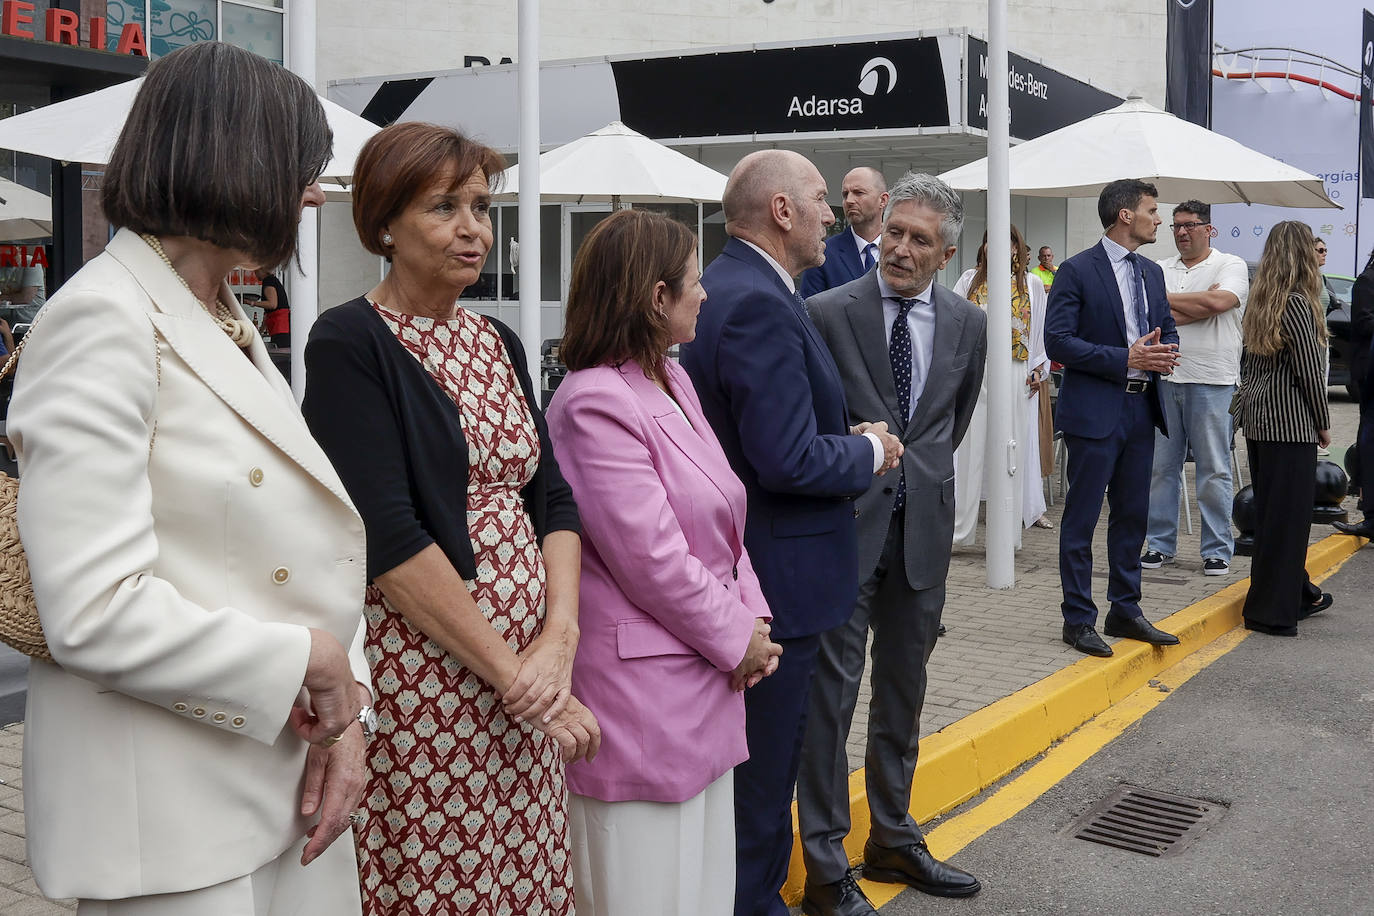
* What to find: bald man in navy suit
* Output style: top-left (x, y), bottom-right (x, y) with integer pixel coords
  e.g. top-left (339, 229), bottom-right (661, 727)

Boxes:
top-left (800, 167), bottom-right (888, 298)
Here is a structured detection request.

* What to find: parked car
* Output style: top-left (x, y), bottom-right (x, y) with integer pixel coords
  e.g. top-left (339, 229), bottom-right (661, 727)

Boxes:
top-left (1323, 274), bottom-right (1357, 400)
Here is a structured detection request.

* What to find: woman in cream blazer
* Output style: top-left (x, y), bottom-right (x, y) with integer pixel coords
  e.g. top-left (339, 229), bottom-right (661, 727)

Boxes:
top-left (8, 44), bottom-right (371, 913)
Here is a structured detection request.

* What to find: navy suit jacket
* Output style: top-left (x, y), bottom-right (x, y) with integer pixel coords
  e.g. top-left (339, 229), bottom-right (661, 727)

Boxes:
top-left (680, 237), bottom-right (873, 639)
top-left (1044, 240), bottom-right (1178, 439)
top-left (800, 230), bottom-right (871, 298)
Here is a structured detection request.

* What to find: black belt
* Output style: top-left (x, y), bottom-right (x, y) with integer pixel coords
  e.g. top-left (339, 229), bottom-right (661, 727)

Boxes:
top-left (1125, 379), bottom-right (1151, 393)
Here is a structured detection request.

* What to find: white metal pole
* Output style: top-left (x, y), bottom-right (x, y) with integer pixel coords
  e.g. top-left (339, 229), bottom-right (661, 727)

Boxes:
top-left (517, 0), bottom-right (542, 384)
top-left (985, 0), bottom-right (1015, 588)
top-left (287, 0), bottom-right (318, 404)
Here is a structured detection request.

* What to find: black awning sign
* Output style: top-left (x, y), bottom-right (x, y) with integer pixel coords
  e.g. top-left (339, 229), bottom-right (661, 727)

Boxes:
top-left (610, 38), bottom-right (952, 139)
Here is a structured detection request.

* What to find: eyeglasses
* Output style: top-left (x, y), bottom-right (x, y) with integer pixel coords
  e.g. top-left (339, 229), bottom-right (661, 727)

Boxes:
top-left (1170, 222), bottom-right (1209, 232)
top-left (1315, 247), bottom-right (1328, 254)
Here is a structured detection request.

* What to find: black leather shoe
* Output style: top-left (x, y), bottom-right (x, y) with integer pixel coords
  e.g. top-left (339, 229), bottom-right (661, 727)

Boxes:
top-left (862, 840), bottom-right (981, 898)
top-left (801, 870), bottom-right (877, 916)
top-left (1102, 612), bottom-right (1180, 646)
top-left (1297, 592), bottom-right (1333, 620)
top-left (1244, 618), bottom-right (1298, 637)
top-left (1332, 518), bottom-right (1374, 538)
top-left (1062, 623), bottom-right (1112, 657)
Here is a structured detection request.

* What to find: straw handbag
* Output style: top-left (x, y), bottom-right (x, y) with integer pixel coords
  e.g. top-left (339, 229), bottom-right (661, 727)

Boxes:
top-left (0, 310), bottom-right (161, 663)
top-left (0, 324), bottom-right (50, 661)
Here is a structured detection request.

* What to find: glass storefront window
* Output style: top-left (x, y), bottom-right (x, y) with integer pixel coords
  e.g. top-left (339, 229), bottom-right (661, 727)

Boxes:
top-left (102, 1), bottom-right (283, 64)
top-left (222, 1), bottom-right (283, 65)
top-left (102, 0), bottom-right (147, 53)
top-left (150, 0), bottom-right (218, 57)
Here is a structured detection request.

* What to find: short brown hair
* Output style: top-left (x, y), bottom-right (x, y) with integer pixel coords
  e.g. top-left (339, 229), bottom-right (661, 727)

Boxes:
top-left (101, 42), bottom-right (332, 270)
top-left (560, 209), bottom-right (696, 385)
top-left (351, 122), bottom-right (506, 259)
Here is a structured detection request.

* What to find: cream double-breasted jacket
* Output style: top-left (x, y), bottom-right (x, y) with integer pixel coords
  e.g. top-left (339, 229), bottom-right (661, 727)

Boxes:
top-left (8, 229), bottom-right (369, 900)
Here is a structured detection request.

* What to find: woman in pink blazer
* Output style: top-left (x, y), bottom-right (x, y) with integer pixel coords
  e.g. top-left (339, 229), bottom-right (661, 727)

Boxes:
top-left (547, 209), bottom-right (781, 916)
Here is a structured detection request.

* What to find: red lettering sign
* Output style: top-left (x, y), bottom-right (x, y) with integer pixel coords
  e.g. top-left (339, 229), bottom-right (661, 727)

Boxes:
top-left (0, 4), bottom-right (139, 55)
top-left (0, 248), bottom-right (15, 269)
top-left (28, 247), bottom-right (47, 269)
top-left (1, 1), bottom-right (36, 40)
top-left (44, 7), bottom-right (77, 45)
top-left (115, 22), bottom-right (145, 57)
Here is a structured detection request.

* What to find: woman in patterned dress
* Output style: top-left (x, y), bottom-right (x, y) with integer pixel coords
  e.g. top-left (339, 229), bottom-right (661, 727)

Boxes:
top-left (302, 122), bottom-right (600, 915)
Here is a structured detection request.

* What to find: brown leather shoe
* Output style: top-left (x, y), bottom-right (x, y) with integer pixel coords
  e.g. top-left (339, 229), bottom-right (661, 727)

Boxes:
top-left (863, 840), bottom-right (981, 898)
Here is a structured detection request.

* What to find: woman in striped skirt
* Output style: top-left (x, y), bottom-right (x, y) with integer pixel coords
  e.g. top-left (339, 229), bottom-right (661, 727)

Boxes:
top-left (1230, 220), bottom-right (1333, 636)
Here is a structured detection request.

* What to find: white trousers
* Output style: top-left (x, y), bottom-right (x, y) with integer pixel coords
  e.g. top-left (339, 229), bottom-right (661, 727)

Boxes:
top-left (953, 356), bottom-right (1045, 545)
top-left (77, 831), bottom-right (362, 916)
top-left (569, 770), bottom-right (735, 916)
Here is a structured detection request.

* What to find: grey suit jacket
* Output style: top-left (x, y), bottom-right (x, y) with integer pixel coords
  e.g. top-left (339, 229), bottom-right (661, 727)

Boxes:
top-left (808, 271), bottom-right (987, 590)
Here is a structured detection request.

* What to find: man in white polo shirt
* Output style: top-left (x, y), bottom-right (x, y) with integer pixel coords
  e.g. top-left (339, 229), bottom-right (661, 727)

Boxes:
top-left (1142, 200), bottom-right (1248, 576)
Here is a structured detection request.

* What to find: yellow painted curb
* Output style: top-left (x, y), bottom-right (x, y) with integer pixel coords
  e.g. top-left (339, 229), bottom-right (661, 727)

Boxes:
top-left (779, 532), bottom-right (1364, 905)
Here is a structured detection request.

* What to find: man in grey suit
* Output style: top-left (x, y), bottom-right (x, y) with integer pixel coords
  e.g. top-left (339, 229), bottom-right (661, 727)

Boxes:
top-left (797, 172), bottom-right (987, 916)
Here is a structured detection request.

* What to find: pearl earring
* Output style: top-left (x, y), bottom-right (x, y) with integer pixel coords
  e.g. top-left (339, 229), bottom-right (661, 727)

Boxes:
top-left (382, 233), bottom-right (393, 245)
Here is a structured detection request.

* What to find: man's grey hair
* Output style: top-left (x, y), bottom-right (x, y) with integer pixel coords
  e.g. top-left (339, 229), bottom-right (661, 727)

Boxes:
top-left (883, 172), bottom-right (964, 248)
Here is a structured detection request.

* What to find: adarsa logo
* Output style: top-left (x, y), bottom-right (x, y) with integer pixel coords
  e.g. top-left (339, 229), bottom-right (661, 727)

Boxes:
top-left (786, 57), bottom-right (896, 119)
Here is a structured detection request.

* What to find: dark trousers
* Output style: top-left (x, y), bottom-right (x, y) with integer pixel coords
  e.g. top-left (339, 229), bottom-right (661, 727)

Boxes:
top-left (1244, 439), bottom-right (1320, 627)
top-left (733, 632), bottom-right (821, 916)
top-left (1356, 351), bottom-right (1374, 501)
top-left (1059, 391), bottom-right (1155, 627)
top-left (796, 510), bottom-right (943, 885)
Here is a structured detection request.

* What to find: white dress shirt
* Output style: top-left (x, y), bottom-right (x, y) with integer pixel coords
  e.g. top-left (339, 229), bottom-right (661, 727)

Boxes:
top-left (851, 228), bottom-right (879, 272)
top-left (876, 270), bottom-right (936, 417)
top-left (1101, 235), bottom-right (1149, 380)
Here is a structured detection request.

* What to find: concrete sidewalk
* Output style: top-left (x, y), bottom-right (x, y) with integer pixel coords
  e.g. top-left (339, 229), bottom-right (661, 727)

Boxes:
top-left (853, 396), bottom-right (1363, 764)
top-left (0, 400), bottom-right (1363, 914)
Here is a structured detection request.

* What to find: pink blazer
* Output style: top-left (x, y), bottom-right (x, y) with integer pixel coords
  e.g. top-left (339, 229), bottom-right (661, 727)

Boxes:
top-left (547, 358), bottom-right (771, 803)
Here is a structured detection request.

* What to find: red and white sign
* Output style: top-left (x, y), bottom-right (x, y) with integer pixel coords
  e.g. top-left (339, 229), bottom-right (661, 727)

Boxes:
top-left (1, 1), bottom-right (147, 57)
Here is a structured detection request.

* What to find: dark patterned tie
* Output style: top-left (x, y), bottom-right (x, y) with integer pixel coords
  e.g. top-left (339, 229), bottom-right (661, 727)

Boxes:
top-left (1123, 252), bottom-right (1149, 339)
top-left (861, 243), bottom-right (877, 272)
top-left (890, 298), bottom-right (917, 511)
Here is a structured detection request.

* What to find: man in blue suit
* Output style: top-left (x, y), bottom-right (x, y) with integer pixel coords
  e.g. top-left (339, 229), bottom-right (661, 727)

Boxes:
top-left (681, 149), bottom-right (902, 916)
top-left (1045, 178), bottom-right (1184, 658)
top-left (800, 167), bottom-right (888, 298)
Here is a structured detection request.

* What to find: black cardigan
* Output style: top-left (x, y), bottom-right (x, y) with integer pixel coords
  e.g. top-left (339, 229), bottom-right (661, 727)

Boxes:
top-left (302, 298), bottom-right (580, 583)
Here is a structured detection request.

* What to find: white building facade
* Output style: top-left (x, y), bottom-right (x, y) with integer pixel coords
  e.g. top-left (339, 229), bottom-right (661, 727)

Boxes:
top-left (312, 3), bottom-right (1165, 337)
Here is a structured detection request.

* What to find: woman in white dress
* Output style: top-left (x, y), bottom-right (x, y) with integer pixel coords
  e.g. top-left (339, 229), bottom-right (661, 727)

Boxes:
top-left (952, 224), bottom-right (1052, 546)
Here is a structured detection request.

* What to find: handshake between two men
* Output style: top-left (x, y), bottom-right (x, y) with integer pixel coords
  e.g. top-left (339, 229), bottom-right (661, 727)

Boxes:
top-left (851, 421), bottom-right (904, 474)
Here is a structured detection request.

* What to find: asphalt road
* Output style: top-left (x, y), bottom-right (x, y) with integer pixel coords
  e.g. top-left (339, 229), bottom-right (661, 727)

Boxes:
top-left (882, 544), bottom-right (1374, 916)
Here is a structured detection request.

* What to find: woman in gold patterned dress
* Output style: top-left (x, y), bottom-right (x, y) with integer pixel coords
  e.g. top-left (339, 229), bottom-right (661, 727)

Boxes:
top-left (302, 122), bottom-right (600, 915)
top-left (951, 223), bottom-right (1052, 544)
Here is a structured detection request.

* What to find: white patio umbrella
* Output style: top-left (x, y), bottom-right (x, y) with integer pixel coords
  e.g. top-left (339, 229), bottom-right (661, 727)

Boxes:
top-left (0, 77), bottom-right (379, 183)
top-left (495, 121), bottom-right (728, 204)
top-left (0, 177), bottom-right (52, 242)
top-left (939, 97), bottom-right (1338, 209)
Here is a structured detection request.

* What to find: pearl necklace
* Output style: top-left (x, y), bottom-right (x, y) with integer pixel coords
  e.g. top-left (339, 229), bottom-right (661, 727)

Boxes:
top-left (140, 234), bottom-right (256, 348)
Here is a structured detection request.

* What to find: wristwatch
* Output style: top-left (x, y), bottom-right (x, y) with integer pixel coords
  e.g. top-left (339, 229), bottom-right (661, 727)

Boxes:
top-left (357, 705), bottom-right (379, 741)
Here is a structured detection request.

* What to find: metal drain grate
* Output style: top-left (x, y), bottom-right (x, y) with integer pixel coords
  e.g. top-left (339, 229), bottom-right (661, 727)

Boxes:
top-left (1068, 785), bottom-right (1225, 858)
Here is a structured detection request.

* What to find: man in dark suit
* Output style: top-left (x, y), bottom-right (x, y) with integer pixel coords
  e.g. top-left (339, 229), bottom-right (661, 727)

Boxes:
top-left (1334, 252), bottom-right (1374, 536)
top-left (800, 167), bottom-right (888, 297)
top-left (1046, 178), bottom-right (1184, 657)
top-left (799, 172), bottom-right (986, 916)
top-left (681, 149), bottom-right (902, 916)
